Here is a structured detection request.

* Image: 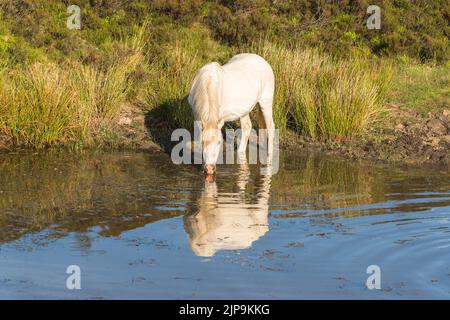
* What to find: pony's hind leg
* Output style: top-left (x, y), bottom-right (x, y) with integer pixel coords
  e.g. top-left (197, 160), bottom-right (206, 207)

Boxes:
top-left (257, 107), bottom-right (267, 150)
top-left (258, 99), bottom-right (275, 160)
top-left (238, 114), bottom-right (252, 155)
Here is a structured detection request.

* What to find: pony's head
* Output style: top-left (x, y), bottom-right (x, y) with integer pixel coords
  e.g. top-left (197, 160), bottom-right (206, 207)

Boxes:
top-left (188, 62), bottom-right (223, 175)
top-left (202, 126), bottom-right (222, 175)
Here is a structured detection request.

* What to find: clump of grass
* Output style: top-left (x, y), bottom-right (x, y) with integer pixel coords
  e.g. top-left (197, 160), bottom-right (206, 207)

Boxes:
top-left (0, 37), bottom-right (144, 147)
top-left (144, 40), bottom-right (199, 130)
top-left (0, 63), bottom-right (79, 146)
top-left (144, 24), bottom-right (232, 130)
top-left (72, 45), bottom-right (144, 136)
top-left (256, 41), bottom-right (393, 141)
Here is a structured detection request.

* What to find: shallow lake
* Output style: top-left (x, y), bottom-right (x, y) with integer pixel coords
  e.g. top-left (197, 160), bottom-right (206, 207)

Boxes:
top-left (0, 150), bottom-right (449, 299)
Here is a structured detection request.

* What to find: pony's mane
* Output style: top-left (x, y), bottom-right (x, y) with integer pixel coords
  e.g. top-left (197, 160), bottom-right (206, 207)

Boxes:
top-left (189, 62), bottom-right (222, 129)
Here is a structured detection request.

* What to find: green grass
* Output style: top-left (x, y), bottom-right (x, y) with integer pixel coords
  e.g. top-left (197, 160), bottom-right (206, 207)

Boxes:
top-left (389, 61), bottom-right (450, 114)
top-left (255, 41), bottom-right (393, 141)
top-left (0, 33), bottom-right (145, 147)
top-left (143, 24), bottom-right (233, 130)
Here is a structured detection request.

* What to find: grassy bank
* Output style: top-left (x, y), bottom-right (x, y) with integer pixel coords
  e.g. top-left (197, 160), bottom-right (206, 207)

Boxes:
top-left (0, 1), bottom-right (448, 150)
top-left (0, 25), bottom-right (394, 148)
top-left (0, 32), bottom-right (145, 148)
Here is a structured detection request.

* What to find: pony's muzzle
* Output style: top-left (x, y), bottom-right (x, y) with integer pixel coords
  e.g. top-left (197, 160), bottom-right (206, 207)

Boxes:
top-left (204, 164), bottom-right (216, 175)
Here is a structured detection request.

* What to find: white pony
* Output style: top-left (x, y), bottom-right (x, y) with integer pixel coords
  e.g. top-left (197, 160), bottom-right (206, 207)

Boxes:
top-left (188, 53), bottom-right (275, 175)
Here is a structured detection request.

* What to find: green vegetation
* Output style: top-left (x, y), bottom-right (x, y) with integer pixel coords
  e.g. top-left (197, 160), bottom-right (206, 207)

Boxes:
top-left (0, 0), bottom-right (448, 148)
top-left (255, 42), bottom-right (392, 140)
top-left (0, 36), bottom-right (144, 147)
top-left (389, 62), bottom-right (450, 115)
top-left (144, 24), bottom-right (232, 131)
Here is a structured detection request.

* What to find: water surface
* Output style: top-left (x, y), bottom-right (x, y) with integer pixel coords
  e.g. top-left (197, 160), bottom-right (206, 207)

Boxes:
top-left (0, 150), bottom-right (449, 299)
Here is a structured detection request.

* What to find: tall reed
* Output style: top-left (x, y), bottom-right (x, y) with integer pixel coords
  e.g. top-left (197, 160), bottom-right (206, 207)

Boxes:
top-left (255, 41), bottom-right (393, 141)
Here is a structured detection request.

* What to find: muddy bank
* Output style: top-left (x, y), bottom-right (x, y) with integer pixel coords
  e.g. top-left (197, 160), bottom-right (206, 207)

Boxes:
top-left (282, 106), bottom-right (450, 167)
top-left (332, 107), bottom-right (450, 166)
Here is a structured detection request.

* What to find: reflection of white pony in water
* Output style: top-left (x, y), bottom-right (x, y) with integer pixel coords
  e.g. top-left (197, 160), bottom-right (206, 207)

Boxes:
top-left (188, 53), bottom-right (275, 175)
top-left (184, 163), bottom-right (272, 257)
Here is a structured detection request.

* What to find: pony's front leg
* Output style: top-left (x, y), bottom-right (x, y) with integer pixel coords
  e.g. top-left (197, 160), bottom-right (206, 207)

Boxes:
top-left (261, 110), bottom-right (275, 165)
top-left (238, 115), bottom-right (252, 155)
